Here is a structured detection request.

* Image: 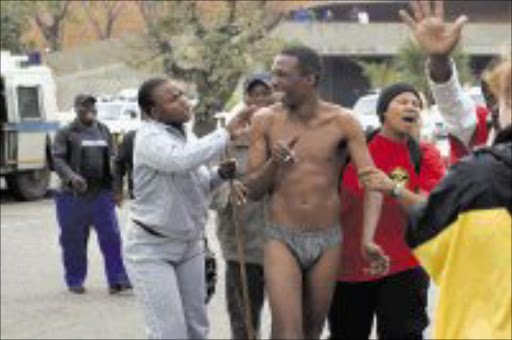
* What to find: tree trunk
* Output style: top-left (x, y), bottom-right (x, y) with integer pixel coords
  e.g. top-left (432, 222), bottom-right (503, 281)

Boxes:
top-left (47, 25), bottom-right (61, 51)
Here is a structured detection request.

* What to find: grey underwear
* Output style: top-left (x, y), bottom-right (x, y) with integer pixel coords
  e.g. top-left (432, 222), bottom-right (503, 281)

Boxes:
top-left (265, 224), bottom-right (342, 271)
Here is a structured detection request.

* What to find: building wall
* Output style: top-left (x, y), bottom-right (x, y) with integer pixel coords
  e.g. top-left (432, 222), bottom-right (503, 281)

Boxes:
top-left (305, 0), bottom-right (511, 23)
top-left (320, 57), bottom-right (372, 108)
top-left (43, 37), bottom-right (160, 110)
top-left (273, 22), bottom-right (511, 56)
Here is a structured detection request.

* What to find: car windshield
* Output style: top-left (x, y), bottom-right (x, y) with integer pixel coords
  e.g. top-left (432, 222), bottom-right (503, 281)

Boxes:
top-left (469, 93), bottom-right (485, 106)
top-left (97, 103), bottom-right (123, 120)
top-left (353, 95), bottom-right (377, 116)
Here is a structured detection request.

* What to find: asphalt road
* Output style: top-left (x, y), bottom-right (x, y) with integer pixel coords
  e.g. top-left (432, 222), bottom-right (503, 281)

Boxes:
top-left (1, 179), bottom-right (434, 339)
top-left (0, 182), bottom-right (266, 339)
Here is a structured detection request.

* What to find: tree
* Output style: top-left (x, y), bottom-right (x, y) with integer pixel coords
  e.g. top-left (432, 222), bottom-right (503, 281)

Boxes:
top-left (355, 61), bottom-right (402, 90)
top-left (357, 39), bottom-right (471, 104)
top-left (0, 1), bottom-right (32, 53)
top-left (81, 1), bottom-right (125, 40)
top-left (30, 1), bottom-right (72, 52)
top-left (133, 0), bottom-right (286, 136)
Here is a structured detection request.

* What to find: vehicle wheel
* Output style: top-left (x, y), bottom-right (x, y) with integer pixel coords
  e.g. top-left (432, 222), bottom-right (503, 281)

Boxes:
top-left (6, 167), bottom-right (50, 201)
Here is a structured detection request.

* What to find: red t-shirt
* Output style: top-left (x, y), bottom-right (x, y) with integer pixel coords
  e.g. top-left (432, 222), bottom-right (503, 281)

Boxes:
top-left (338, 134), bottom-right (445, 282)
top-left (449, 106), bottom-right (489, 164)
top-left (419, 142), bottom-right (446, 193)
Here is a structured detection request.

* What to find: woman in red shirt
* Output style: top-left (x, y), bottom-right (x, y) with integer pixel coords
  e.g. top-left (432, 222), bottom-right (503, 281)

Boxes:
top-left (328, 83), bottom-right (446, 339)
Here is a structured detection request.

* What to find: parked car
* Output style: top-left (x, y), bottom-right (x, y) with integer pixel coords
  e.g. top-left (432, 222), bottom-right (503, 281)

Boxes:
top-left (466, 85), bottom-right (485, 107)
top-left (116, 88), bottom-right (138, 102)
top-left (351, 92), bottom-right (381, 133)
top-left (97, 100), bottom-right (141, 134)
top-left (421, 105), bottom-right (448, 140)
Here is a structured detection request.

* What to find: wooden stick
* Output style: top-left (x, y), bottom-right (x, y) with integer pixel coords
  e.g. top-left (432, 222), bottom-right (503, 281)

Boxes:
top-left (230, 180), bottom-right (255, 340)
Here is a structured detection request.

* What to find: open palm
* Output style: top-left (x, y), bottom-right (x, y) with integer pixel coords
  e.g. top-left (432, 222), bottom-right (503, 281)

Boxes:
top-left (400, 0), bottom-right (468, 56)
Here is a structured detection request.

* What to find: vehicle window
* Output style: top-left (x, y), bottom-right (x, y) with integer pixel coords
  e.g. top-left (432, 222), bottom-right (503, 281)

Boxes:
top-left (469, 93), bottom-right (485, 106)
top-left (123, 110), bottom-right (138, 119)
top-left (97, 103), bottom-right (122, 120)
top-left (17, 86), bottom-right (41, 120)
top-left (353, 96), bottom-right (377, 116)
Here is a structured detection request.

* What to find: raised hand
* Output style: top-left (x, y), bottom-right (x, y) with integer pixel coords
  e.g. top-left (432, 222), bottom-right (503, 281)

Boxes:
top-left (399, 0), bottom-right (468, 57)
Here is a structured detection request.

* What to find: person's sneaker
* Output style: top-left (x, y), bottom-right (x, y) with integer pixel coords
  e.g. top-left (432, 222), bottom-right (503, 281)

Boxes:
top-left (109, 283), bottom-right (133, 295)
top-left (68, 286), bottom-right (86, 294)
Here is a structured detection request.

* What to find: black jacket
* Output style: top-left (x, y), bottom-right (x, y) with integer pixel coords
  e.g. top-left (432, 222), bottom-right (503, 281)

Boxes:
top-left (408, 126), bottom-right (512, 249)
top-left (52, 118), bottom-right (115, 193)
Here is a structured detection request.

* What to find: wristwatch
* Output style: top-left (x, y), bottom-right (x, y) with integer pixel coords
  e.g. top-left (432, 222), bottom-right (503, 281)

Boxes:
top-left (389, 182), bottom-right (403, 199)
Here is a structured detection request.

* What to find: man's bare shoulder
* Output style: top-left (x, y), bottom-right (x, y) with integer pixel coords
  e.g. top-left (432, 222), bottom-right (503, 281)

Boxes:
top-left (251, 103), bottom-right (283, 126)
top-left (319, 102), bottom-right (361, 127)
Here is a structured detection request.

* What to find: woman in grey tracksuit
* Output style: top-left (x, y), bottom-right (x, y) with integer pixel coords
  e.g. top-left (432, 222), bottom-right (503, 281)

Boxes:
top-left (123, 78), bottom-right (253, 340)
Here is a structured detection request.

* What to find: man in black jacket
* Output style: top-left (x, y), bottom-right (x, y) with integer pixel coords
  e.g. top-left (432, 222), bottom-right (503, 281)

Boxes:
top-left (52, 94), bottom-right (131, 295)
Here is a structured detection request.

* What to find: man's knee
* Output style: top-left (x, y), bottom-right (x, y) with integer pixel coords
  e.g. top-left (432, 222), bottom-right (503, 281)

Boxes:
top-left (304, 309), bottom-right (326, 339)
top-left (270, 309), bottom-right (303, 339)
top-left (304, 324), bottom-right (323, 339)
top-left (95, 221), bottom-right (122, 241)
top-left (271, 324), bottom-right (303, 339)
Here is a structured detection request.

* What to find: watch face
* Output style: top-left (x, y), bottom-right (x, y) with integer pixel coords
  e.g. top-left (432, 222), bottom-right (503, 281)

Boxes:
top-left (391, 182), bottom-right (403, 198)
top-left (389, 167), bottom-right (409, 187)
top-left (391, 184), bottom-right (399, 198)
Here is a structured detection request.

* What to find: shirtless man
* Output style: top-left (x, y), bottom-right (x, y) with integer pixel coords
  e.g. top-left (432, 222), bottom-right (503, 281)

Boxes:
top-left (245, 45), bottom-right (387, 339)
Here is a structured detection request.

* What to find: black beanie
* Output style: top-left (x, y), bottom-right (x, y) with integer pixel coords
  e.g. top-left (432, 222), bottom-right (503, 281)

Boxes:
top-left (376, 82), bottom-right (422, 123)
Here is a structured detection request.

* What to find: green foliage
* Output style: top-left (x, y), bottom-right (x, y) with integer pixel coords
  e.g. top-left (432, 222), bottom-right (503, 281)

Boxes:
top-left (356, 61), bottom-right (402, 90)
top-left (357, 39), bottom-right (472, 104)
top-left (0, 1), bottom-right (31, 53)
top-left (135, 0), bottom-right (286, 136)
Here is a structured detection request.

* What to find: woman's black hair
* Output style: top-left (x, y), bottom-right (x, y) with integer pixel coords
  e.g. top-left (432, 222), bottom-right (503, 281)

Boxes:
top-left (137, 77), bottom-right (168, 116)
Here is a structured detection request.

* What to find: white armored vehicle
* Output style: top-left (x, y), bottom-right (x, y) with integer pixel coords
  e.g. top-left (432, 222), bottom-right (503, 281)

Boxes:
top-left (1, 50), bottom-right (60, 200)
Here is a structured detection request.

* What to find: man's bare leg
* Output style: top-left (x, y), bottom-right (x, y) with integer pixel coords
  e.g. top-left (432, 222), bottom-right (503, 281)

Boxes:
top-left (264, 240), bottom-right (304, 339)
top-left (303, 245), bottom-right (342, 339)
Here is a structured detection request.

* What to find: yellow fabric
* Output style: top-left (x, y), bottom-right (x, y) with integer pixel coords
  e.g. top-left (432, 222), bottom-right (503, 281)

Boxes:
top-left (414, 208), bottom-right (512, 339)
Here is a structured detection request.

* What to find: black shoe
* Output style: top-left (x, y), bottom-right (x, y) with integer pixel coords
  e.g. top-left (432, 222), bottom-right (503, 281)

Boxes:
top-left (109, 283), bottom-right (133, 295)
top-left (68, 286), bottom-right (86, 294)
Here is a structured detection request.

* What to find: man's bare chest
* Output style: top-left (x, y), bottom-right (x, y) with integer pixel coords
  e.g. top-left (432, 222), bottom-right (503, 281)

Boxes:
top-left (267, 119), bottom-right (344, 162)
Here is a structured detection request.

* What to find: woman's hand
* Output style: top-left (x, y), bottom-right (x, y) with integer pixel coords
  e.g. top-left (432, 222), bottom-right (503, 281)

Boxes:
top-left (358, 168), bottom-right (395, 193)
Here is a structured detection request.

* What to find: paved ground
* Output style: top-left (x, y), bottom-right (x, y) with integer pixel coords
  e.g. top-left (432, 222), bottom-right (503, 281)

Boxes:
top-left (1, 178), bottom-right (434, 339)
top-left (0, 181), bottom-right (267, 339)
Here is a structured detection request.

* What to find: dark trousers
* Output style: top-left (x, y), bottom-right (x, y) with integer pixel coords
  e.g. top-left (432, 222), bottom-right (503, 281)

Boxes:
top-left (55, 191), bottom-right (130, 288)
top-left (225, 261), bottom-right (265, 339)
top-left (328, 267), bottom-right (430, 340)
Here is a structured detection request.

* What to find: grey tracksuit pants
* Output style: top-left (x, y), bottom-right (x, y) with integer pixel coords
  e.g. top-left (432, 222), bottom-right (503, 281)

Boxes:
top-left (123, 221), bottom-right (208, 339)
